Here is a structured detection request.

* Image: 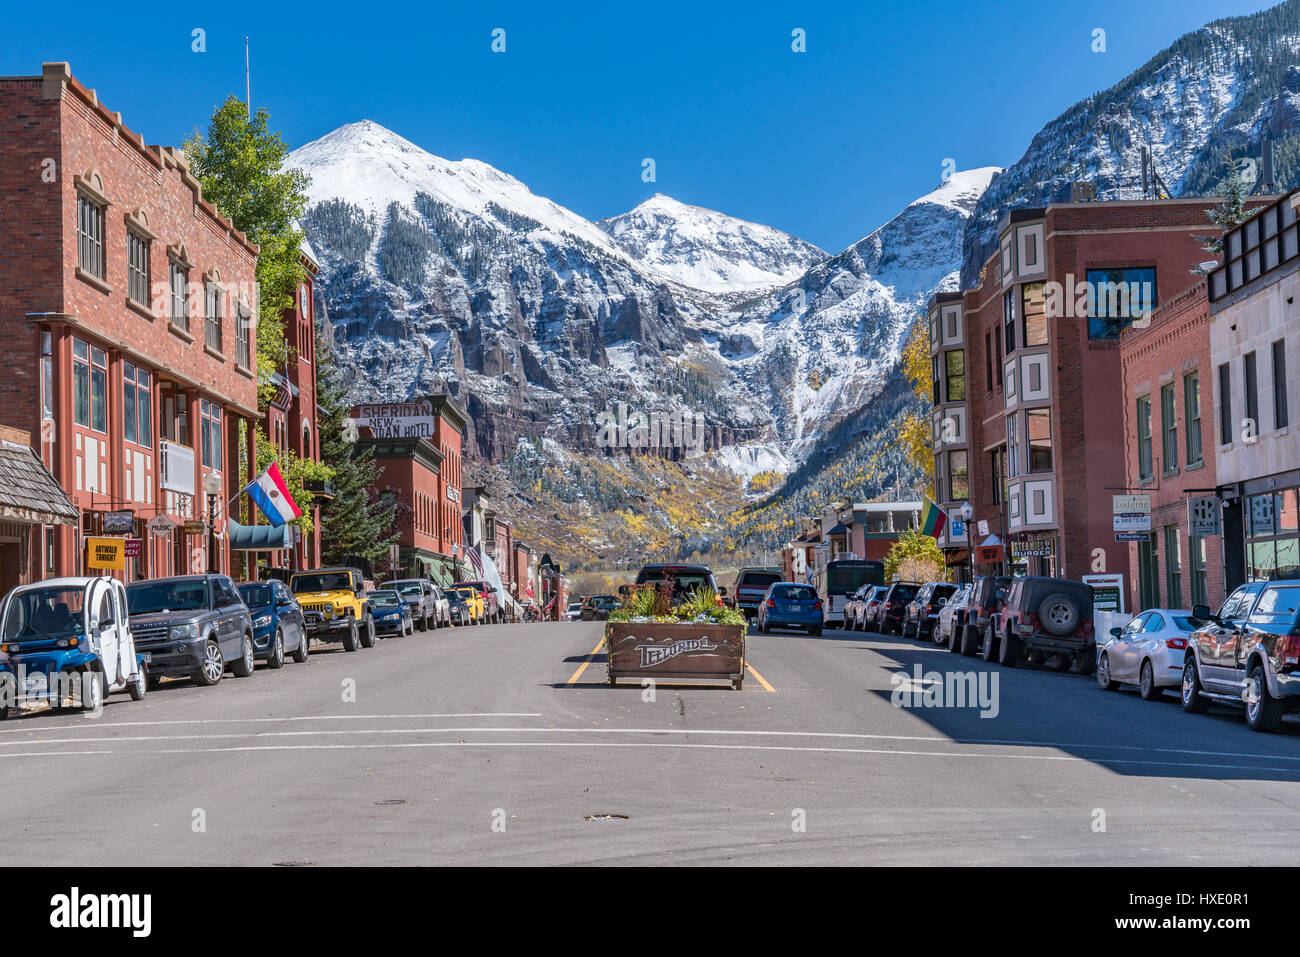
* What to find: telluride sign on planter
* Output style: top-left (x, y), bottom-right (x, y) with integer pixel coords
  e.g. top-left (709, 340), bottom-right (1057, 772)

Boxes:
top-left (604, 622), bottom-right (746, 690)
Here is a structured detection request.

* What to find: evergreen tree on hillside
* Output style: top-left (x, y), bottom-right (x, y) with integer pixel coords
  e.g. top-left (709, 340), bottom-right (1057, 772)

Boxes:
top-left (315, 334), bottom-right (398, 566)
top-left (1193, 157), bottom-right (1253, 273)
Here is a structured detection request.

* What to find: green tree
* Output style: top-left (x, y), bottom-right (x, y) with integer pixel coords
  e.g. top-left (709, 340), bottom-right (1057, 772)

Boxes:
top-left (184, 96), bottom-right (311, 400)
top-left (315, 334), bottom-right (398, 566)
top-left (883, 527), bottom-right (947, 583)
top-left (1192, 156), bottom-right (1252, 272)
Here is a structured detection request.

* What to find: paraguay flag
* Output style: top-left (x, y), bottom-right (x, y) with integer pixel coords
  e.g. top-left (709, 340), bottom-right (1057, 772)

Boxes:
top-left (245, 462), bottom-right (302, 527)
top-left (919, 497), bottom-right (947, 538)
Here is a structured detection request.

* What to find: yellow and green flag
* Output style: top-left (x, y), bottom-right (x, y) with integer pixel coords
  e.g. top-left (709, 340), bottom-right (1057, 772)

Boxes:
top-left (919, 498), bottom-right (947, 538)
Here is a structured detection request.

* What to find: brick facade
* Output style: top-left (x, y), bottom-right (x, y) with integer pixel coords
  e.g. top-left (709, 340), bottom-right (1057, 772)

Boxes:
top-left (0, 63), bottom-right (259, 582)
top-left (1119, 281), bottom-right (1223, 612)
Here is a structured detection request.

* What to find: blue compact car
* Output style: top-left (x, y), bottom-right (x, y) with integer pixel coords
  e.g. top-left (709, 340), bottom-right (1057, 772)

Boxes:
top-left (237, 580), bottom-right (309, 668)
top-left (755, 582), bottom-right (824, 636)
top-left (367, 589), bottom-right (413, 637)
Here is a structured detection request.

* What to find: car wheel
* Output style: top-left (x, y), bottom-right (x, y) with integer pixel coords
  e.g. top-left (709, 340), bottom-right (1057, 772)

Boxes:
top-left (947, 623), bottom-right (962, 653)
top-left (194, 639), bottom-right (224, 686)
top-left (291, 628), bottom-right (309, 663)
top-left (128, 667), bottom-right (146, 701)
top-left (981, 626), bottom-right (999, 662)
top-left (231, 635), bottom-right (255, 677)
top-left (80, 669), bottom-right (105, 712)
top-left (360, 616), bottom-right (377, 649)
top-left (267, 629), bottom-right (285, 670)
top-left (997, 628), bottom-right (1018, 667)
top-left (811, 625), bottom-right (823, 637)
top-left (1181, 658), bottom-right (1211, 713)
top-left (960, 623), bottom-right (979, 657)
top-left (1245, 664), bottom-right (1284, 732)
top-left (424, 613), bottom-right (433, 631)
top-left (415, 615), bottom-right (425, 632)
top-left (1096, 652), bottom-right (1119, 690)
top-left (1138, 660), bottom-right (1163, 700)
top-left (342, 618), bottom-right (360, 653)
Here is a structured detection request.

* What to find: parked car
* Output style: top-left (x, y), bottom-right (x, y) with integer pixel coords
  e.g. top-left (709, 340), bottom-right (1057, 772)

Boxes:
top-left (237, 580), bottom-right (309, 668)
top-left (937, 584), bottom-right (971, 649)
top-left (1183, 578), bottom-right (1300, 732)
top-left (902, 582), bottom-right (958, 641)
top-left (1097, 608), bottom-right (1203, 700)
top-left (126, 575), bottom-right (256, 686)
top-left (565, 602), bottom-right (583, 621)
top-left (876, 582), bottom-right (922, 635)
top-left (0, 576), bottom-right (146, 717)
top-left (956, 575), bottom-right (1011, 657)
top-left (452, 579), bottom-right (501, 624)
top-left (290, 566), bottom-right (376, 652)
top-left (581, 595), bottom-right (620, 621)
top-left (367, 589), bottom-right (414, 637)
top-left (448, 587), bottom-right (484, 625)
top-left (841, 585), bottom-right (875, 630)
top-left (992, 576), bottom-right (1095, 672)
top-left (388, 579), bottom-right (440, 631)
top-left (858, 586), bottom-right (890, 632)
top-left (633, 563), bottom-right (720, 605)
top-left (730, 566), bottom-right (783, 619)
top-left (756, 582), bottom-right (823, 636)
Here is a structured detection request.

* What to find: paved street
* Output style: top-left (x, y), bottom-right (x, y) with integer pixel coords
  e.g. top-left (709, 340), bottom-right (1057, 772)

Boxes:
top-left (5, 621), bottom-right (1300, 866)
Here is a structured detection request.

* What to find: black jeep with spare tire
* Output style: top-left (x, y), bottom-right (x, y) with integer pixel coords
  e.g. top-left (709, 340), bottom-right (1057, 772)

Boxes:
top-left (991, 576), bottom-right (1095, 673)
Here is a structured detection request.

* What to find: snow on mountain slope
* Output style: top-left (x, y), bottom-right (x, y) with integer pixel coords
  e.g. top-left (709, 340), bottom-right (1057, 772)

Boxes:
top-left (599, 193), bottom-right (826, 293)
top-left (722, 167), bottom-right (1001, 447)
top-left (290, 120), bottom-right (634, 265)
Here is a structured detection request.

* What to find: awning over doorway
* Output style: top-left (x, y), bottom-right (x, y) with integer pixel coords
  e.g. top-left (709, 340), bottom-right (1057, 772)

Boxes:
top-left (0, 439), bottom-right (77, 526)
top-left (228, 519), bottom-right (292, 551)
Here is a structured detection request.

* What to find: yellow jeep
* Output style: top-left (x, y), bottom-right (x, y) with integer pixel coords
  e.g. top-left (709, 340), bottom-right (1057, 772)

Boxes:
top-left (290, 567), bottom-right (376, 652)
top-left (449, 586), bottom-right (485, 626)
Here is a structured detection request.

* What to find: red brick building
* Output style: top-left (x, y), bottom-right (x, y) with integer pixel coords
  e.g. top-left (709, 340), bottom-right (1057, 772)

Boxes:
top-left (0, 63), bottom-right (260, 581)
top-left (254, 242), bottom-right (324, 570)
top-left (1118, 281), bottom-right (1223, 612)
top-left (932, 197), bottom-right (1249, 592)
top-left (351, 395), bottom-right (466, 585)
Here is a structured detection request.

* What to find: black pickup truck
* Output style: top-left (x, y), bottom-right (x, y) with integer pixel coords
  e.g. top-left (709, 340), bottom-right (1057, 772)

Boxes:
top-left (125, 575), bottom-right (256, 687)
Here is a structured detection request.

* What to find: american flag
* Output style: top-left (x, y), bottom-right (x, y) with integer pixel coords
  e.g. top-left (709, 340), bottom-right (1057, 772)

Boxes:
top-left (467, 546), bottom-right (483, 575)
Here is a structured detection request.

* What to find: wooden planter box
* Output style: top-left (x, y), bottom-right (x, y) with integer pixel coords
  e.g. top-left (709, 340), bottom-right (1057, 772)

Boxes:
top-left (604, 621), bottom-right (746, 690)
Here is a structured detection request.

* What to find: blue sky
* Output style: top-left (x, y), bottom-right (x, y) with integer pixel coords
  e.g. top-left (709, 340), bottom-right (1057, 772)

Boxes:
top-left (0, 0), bottom-right (1274, 252)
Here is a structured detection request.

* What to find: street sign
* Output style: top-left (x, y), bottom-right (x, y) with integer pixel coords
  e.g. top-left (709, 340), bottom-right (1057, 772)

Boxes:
top-left (102, 510), bottom-right (135, 534)
top-left (1113, 512), bottom-right (1152, 533)
top-left (183, 520), bottom-right (206, 536)
top-left (148, 514), bottom-right (177, 537)
top-left (950, 519), bottom-right (964, 537)
top-left (1115, 532), bottom-right (1148, 542)
top-left (977, 520), bottom-right (989, 536)
top-left (1113, 494), bottom-right (1151, 514)
top-left (123, 538), bottom-right (142, 559)
top-left (1187, 495), bottom-right (1222, 537)
top-left (1083, 573), bottom-right (1124, 613)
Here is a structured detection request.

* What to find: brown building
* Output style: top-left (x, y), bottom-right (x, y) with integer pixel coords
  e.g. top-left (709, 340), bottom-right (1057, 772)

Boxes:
top-left (0, 425), bottom-right (77, 593)
top-left (931, 197), bottom-right (1254, 591)
top-left (352, 395), bottom-right (467, 586)
top-left (0, 63), bottom-right (260, 581)
top-left (1119, 281), bottom-right (1223, 612)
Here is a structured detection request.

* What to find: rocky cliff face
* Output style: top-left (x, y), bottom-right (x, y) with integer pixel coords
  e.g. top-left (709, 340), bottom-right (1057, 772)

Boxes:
top-left (289, 122), bottom-right (994, 473)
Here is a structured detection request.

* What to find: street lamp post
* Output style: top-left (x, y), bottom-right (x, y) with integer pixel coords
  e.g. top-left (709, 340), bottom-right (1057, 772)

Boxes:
top-left (203, 471), bottom-right (223, 575)
top-left (958, 502), bottom-right (975, 586)
top-left (451, 542), bottom-right (460, 582)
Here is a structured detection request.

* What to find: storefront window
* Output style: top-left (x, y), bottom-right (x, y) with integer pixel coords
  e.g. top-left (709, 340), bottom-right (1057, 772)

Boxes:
top-left (1190, 535), bottom-right (1208, 607)
top-left (1245, 489), bottom-right (1300, 581)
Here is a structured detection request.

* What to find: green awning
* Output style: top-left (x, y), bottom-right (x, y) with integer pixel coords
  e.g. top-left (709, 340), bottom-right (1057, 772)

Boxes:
top-left (228, 519), bottom-right (292, 551)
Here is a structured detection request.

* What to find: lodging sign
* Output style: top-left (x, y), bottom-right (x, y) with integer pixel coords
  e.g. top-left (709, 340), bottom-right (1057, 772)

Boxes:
top-left (1112, 494), bottom-right (1151, 514)
top-left (1113, 512), bottom-right (1152, 533)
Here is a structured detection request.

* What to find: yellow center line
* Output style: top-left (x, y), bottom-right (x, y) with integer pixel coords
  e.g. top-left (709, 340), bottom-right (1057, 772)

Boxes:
top-left (566, 637), bottom-right (607, 685)
top-left (745, 662), bottom-right (776, 693)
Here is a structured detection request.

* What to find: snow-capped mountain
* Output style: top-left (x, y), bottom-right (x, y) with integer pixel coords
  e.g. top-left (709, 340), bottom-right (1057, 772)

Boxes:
top-left (598, 193), bottom-right (825, 294)
top-left (962, 0), bottom-right (1300, 283)
top-left (289, 122), bottom-right (995, 473)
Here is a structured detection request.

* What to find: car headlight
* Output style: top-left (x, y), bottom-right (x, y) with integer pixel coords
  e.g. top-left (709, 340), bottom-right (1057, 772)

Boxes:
top-left (170, 623), bottom-right (199, 640)
top-left (252, 615), bottom-right (272, 628)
